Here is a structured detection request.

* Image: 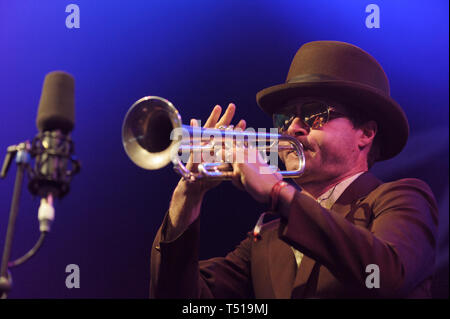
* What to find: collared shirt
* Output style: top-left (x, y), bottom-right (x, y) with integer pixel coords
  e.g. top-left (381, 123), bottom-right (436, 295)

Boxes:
top-left (291, 171), bottom-right (366, 267)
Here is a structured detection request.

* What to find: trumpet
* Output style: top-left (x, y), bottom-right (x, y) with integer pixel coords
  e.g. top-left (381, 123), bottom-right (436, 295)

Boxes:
top-left (121, 96), bottom-right (305, 181)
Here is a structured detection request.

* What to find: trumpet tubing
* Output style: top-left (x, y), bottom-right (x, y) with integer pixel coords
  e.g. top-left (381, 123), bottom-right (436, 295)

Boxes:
top-left (122, 96), bottom-right (305, 181)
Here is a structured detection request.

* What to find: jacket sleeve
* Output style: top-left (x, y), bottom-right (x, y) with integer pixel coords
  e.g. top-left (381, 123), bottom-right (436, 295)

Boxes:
top-left (279, 178), bottom-right (438, 297)
top-left (150, 212), bottom-right (253, 298)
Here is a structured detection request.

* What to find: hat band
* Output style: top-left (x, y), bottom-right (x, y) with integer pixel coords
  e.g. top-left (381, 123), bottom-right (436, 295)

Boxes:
top-left (287, 73), bottom-right (338, 84)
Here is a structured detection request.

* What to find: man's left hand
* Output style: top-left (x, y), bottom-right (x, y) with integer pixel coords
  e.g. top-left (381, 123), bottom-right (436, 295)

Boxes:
top-left (229, 147), bottom-right (282, 204)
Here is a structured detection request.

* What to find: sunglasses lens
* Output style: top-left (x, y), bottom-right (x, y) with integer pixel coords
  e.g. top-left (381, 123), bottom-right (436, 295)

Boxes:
top-left (273, 113), bottom-right (294, 131)
top-left (274, 102), bottom-right (334, 131)
top-left (302, 102), bottom-right (330, 128)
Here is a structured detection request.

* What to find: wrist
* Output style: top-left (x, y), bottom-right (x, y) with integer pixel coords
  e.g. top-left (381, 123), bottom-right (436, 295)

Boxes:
top-left (175, 179), bottom-right (205, 198)
top-left (269, 180), bottom-right (289, 211)
top-left (168, 180), bottom-right (205, 238)
top-left (277, 185), bottom-right (296, 219)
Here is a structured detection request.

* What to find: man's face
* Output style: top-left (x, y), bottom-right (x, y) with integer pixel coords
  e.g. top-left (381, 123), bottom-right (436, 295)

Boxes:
top-left (276, 98), bottom-right (365, 185)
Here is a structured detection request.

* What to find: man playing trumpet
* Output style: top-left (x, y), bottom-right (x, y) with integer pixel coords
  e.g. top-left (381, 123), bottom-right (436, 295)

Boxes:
top-left (149, 41), bottom-right (438, 298)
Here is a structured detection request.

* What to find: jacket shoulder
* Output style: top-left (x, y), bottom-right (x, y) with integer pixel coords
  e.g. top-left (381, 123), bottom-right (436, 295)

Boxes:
top-left (374, 177), bottom-right (435, 197)
top-left (368, 177), bottom-right (438, 218)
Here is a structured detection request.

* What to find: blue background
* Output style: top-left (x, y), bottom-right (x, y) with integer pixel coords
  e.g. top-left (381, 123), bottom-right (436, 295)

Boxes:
top-left (0, 0), bottom-right (448, 298)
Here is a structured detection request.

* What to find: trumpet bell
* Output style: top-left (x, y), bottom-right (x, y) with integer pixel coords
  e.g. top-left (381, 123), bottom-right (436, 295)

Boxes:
top-left (122, 96), bottom-right (182, 170)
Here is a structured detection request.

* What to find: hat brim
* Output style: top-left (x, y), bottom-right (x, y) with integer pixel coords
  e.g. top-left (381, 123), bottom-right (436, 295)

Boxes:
top-left (256, 81), bottom-right (409, 161)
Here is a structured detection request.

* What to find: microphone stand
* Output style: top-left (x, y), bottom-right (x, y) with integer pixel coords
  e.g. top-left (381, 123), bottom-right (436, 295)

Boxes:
top-left (0, 142), bottom-right (31, 298)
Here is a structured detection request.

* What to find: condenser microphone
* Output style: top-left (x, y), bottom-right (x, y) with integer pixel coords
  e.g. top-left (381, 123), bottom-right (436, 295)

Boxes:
top-left (28, 71), bottom-right (80, 200)
top-left (0, 71), bottom-right (80, 298)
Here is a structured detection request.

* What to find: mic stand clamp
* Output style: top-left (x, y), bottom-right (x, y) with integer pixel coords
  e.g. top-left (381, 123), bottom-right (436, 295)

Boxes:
top-left (0, 142), bottom-right (31, 179)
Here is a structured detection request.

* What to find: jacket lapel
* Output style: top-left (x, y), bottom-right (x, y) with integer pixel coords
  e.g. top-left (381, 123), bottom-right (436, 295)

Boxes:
top-left (268, 229), bottom-right (297, 298)
top-left (290, 254), bottom-right (316, 298)
top-left (332, 172), bottom-right (383, 218)
top-left (290, 172), bottom-right (383, 298)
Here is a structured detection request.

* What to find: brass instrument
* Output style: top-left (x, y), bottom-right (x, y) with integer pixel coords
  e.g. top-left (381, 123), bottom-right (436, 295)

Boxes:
top-left (121, 96), bottom-right (305, 181)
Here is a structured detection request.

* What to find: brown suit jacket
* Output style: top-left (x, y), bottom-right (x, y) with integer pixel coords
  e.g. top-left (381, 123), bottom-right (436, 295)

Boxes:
top-left (150, 172), bottom-right (438, 298)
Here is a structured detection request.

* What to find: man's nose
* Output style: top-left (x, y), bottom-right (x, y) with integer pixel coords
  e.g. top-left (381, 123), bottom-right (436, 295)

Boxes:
top-left (286, 117), bottom-right (310, 136)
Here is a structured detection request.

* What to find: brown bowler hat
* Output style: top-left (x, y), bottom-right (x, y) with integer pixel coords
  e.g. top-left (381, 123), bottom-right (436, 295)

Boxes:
top-left (256, 41), bottom-right (409, 161)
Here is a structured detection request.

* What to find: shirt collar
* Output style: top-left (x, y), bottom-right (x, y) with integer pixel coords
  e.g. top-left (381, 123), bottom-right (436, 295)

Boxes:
top-left (316, 171), bottom-right (366, 209)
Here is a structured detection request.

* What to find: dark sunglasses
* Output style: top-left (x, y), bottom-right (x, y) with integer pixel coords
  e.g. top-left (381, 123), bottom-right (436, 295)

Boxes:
top-left (273, 101), bottom-right (347, 132)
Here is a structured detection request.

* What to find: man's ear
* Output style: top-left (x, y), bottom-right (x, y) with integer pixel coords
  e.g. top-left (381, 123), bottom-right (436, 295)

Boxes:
top-left (358, 120), bottom-right (377, 149)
